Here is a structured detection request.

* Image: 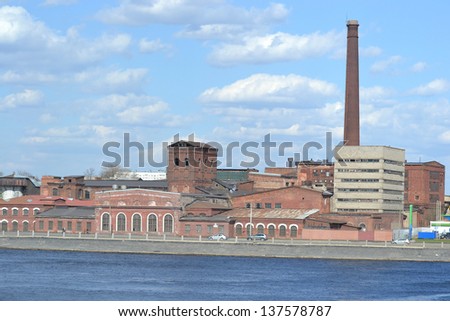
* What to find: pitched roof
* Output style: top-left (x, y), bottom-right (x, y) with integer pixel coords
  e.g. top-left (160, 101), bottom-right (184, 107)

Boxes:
top-left (223, 208), bottom-right (318, 220)
top-left (36, 206), bottom-right (95, 219)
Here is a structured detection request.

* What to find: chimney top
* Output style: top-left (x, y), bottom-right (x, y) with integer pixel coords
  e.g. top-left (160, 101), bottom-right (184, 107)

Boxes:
top-left (347, 20), bottom-right (359, 26)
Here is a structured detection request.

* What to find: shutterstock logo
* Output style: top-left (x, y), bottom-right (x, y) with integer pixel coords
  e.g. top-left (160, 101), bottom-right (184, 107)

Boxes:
top-left (101, 132), bottom-right (343, 168)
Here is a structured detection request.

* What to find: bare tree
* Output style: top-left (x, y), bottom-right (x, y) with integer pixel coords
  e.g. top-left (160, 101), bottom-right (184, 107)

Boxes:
top-left (17, 170), bottom-right (40, 182)
top-left (84, 168), bottom-right (96, 179)
top-left (99, 166), bottom-right (131, 179)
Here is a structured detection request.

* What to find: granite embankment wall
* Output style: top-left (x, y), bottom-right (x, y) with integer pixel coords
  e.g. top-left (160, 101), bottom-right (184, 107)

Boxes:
top-left (1, 237), bottom-right (450, 262)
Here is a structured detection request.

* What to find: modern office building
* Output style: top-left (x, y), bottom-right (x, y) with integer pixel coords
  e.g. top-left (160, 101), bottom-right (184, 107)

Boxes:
top-left (333, 145), bottom-right (405, 214)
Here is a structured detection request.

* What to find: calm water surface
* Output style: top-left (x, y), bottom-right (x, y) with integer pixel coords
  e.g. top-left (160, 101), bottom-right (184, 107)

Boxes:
top-left (0, 249), bottom-right (449, 301)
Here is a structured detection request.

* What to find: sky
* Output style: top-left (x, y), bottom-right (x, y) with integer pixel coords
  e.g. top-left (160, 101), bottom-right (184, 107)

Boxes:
top-left (0, 0), bottom-right (449, 191)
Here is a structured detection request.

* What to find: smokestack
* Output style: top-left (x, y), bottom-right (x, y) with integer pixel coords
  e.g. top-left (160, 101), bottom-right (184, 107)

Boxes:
top-left (343, 20), bottom-right (360, 146)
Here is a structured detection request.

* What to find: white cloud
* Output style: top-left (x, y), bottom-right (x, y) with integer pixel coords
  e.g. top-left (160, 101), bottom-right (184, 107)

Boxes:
top-left (97, 0), bottom-right (288, 27)
top-left (139, 38), bottom-right (173, 54)
top-left (410, 79), bottom-right (450, 95)
top-left (360, 46), bottom-right (382, 57)
top-left (360, 86), bottom-right (395, 101)
top-left (370, 55), bottom-right (402, 73)
top-left (200, 73), bottom-right (339, 106)
top-left (42, 0), bottom-right (77, 5)
top-left (0, 89), bottom-right (43, 110)
top-left (116, 101), bottom-right (169, 124)
top-left (0, 6), bottom-right (131, 72)
top-left (74, 68), bottom-right (148, 93)
top-left (208, 31), bottom-right (343, 66)
top-left (411, 61), bottom-right (427, 72)
top-left (439, 131), bottom-right (450, 143)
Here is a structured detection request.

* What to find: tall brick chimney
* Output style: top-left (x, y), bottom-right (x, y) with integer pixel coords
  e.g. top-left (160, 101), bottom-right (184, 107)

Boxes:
top-left (343, 20), bottom-right (360, 146)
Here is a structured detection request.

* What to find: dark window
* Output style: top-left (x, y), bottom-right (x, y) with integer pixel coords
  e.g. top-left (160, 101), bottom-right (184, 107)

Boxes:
top-left (235, 225), bottom-right (242, 236)
top-left (84, 190), bottom-right (91, 199)
top-left (275, 203), bottom-right (282, 208)
top-left (2, 208), bottom-right (7, 215)
top-left (57, 221), bottom-right (63, 230)
top-left (148, 214), bottom-right (157, 232)
top-left (23, 209), bottom-right (29, 216)
top-left (52, 188), bottom-right (59, 196)
top-left (132, 214), bottom-right (141, 232)
top-left (76, 221), bottom-right (82, 232)
top-left (48, 221), bottom-right (54, 230)
top-left (257, 225), bottom-right (264, 234)
top-left (1, 221), bottom-right (7, 231)
top-left (12, 208), bottom-right (18, 216)
top-left (23, 221), bottom-right (29, 232)
top-left (185, 224), bottom-right (191, 234)
top-left (117, 214), bottom-right (126, 231)
top-left (12, 221), bottom-right (18, 232)
top-left (102, 213), bottom-right (110, 231)
top-left (163, 215), bottom-right (173, 233)
top-left (38, 221), bottom-right (44, 230)
top-left (268, 225), bottom-right (275, 237)
top-left (174, 158), bottom-right (180, 166)
top-left (279, 225), bottom-right (286, 237)
top-left (185, 158), bottom-right (189, 166)
top-left (33, 208), bottom-right (40, 215)
top-left (255, 203), bottom-right (262, 209)
top-left (290, 226), bottom-right (298, 238)
top-left (67, 221), bottom-right (72, 231)
top-left (86, 222), bottom-right (91, 233)
top-left (265, 203), bottom-right (272, 209)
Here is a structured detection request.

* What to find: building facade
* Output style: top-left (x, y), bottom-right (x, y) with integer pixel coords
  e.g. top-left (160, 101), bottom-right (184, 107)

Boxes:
top-left (333, 145), bottom-right (405, 214)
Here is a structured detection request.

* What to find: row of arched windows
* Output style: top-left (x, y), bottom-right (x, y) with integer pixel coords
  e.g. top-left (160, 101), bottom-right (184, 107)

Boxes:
top-left (1, 220), bottom-right (30, 232)
top-left (2, 208), bottom-right (40, 216)
top-left (235, 223), bottom-right (299, 238)
top-left (101, 213), bottom-right (174, 233)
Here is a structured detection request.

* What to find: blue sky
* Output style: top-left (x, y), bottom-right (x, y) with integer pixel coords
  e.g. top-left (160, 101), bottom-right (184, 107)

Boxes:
top-left (1, 0), bottom-right (449, 191)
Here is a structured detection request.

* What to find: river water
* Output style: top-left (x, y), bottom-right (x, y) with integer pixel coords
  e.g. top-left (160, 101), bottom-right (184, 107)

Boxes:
top-left (0, 249), bottom-right (449, 301)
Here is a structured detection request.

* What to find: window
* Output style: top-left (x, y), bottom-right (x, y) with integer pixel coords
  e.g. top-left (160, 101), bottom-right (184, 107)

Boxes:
top-left (207, 225), bottom-right (213, 234)
top-left (185, 224), bottom-right (191, 234)
top-left (117, 214), bottom-right (126, 231)
top-left (163, 215), bottom-right (173, 233)
top-left (86, 222), bottom-right (91, 233)
top-left (279, 225), bottom-right (286, 237)
top-left (255, 203), bottom-right (262, 209)
top-left (245, 203), bottom-right (251, 208)
top-left (268, 225), bottom-right (275, 237)
top-left (33, 208), bottom-right (40, 215)
top-left (39, 221), bottom-right (44, 230)
top-left (23, 221), bottom-right (29, 232)
top-left (57, 221), bottom-right (63, 230)
top-left (84, 190), bottom-right (91, 199)
top-left (290, 226), bottom-right (298, 238)
top-left (185, 158), bottom-right (189, 166)
top-left (235, 225), bottom-right (242, 236)
top-left (23, 209), bottom-right (29, 216)
top-left (52, 188), bottom-right (59, 196)
top-left (48, 221), bottom-right (54, 230)
top-left (2, 208), bottom-right (7, 216)
top-left (76, 221), bottom-right (82, 232)
top-left (1, 221), bottom-right (7, 232)
top-left (148, 214), bottom-right (157, 232)
top-left (257, 225), bottom-right (264, 234)
top-left (132, 214), bottom-right (141, 232)
top-left (218, 225), bottom-right (224, 234)
top-left (174, 158), bottom-right (180, 166)
top-left (265, 203), bottom-right (272, 209)
top-left (12, 221), bottom-right (18, 232)
top-left (102, 213), bottom-right (110, 231)
top-left (67, 221), bottom-right (72, 231)
top-left (12, 208), bottom-right (18, 216)
top-left (275, 203), bottom-right (281, 208)
top-left (196, 225), bottom-right (202, 234)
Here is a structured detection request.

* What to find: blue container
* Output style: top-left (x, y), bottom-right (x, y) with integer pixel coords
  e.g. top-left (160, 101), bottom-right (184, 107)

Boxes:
top-left (418, 231), bottom-right (437, 239)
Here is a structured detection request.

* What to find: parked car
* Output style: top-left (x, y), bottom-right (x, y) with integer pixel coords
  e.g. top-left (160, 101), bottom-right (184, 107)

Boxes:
top-left (392, 239), bottom-right (410, 245)
top-left (440, 232), bottom-right (450, 239)
top-left (247, 233), bottom-right (268, 241)
top-left (208, 233), bottom-right (227, 241)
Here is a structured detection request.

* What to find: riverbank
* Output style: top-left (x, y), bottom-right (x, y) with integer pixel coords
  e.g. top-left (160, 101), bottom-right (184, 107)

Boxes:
top-left (1, 236), bottom-right (450, 262)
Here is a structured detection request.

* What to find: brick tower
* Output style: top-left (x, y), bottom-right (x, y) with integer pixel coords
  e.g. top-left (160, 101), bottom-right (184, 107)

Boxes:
top-left (343, 20), bottom-right (360, 146)
top-left (166, 140), bottom-right (218, 193)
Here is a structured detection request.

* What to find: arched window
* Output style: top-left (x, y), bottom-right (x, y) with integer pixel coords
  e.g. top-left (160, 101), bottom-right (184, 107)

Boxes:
top-left (174, 158), bottom-right (180, 166)
top-left (257, 225), bottom-right (264, 234)
top-left (132, 214), bottom-right (141, 232)
top-left (246, 224), bottom-right (253, 236)
top-left (290, 225), bottom-right (298, 238)
top-left (52, 188), bottom-right (59, 196)
top-left (23, 208), bottom-right (29, 216)
top-left (268, 225), bottom-right (275, 237)
top-left (117, 213), bottom-right (126, 231)
top-left (33, 208), bottom-right (40, 215)
top-left (184, 158), bottom-right (189, 166)
top-left (235, 224), bottom-right (243, 236)
top-left (2, 208), bottom-right (7, 216)
top-left (279, 225), bottom-right (286, 237)
top-left (163, 214), bottom-right (173, 233)
top-left (1, 221), bottom-right (8, 231)
top-left (12, 221), bottom-right (18, 232)
top-left (12, 208), bottom-right (18, 216)
top-left (23, 221), bottom-right (29, 232)
top-left (101, 213), bottom-right (110, 231)
top-left (148, 214), bottom-right (157, 232)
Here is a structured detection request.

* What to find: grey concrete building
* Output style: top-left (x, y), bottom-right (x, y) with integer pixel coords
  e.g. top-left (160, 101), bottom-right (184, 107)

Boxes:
top-left (333, 145), bottom-right (405, 214)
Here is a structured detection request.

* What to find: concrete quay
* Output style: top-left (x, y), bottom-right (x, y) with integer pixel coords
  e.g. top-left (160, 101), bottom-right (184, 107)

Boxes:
top-left (1, 236), bottom-right (450, 262)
